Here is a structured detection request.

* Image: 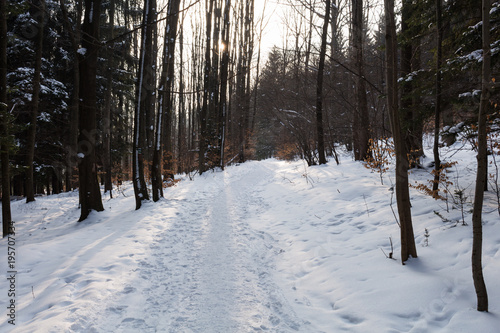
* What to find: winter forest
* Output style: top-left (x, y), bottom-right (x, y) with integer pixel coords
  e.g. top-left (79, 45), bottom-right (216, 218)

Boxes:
top-left (1, 0), bottom-right (500, 331)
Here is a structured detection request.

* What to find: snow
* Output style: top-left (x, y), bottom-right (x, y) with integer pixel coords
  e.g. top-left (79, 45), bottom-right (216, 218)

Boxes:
top-left (77, 48), bottom-right (87, 56)
top-left (1, 138), bottom-right (500, 332)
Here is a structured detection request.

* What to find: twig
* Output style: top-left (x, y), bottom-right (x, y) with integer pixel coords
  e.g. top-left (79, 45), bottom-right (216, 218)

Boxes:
top-left (389, 237), bottom-right (394, 259)
top-left (381, 237), bottom-right (396, 260)
top-left (363, 194), bottom-right (370, 217)
top-left (389, 187), bottom-right (400, 228)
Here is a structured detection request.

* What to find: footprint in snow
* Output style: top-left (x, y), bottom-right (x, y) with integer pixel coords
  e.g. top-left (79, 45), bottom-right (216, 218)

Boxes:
top-left (122, 286), bottom-right (136, 294)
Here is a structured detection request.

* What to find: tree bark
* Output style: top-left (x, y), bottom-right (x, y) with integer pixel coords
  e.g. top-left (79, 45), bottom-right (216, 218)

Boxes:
top-left (433, 0), bottom-right (443, 195)
top-left (199, 0), bottom-right (214, 174)
top-left (152, 0), bottom-right (180, 201)
top-left (316, 0), bottom-right (330, 165)
top-left (1, 0), bottom-right (13, 237)
top-left (385, 0), bottom-right (417, 263)
top-left (471, 0), bottom-right (490, 313)
top-left (59, 0), bottom-right (81, 192)
top-left (177, 16), bottom-right (185, 175)
top-left (25, 0), bottom-right (45, 203)
top-left (102, 0), bottom-right (115, 197)
top-left (133, 0), bottom-right (155, 208)
top-left (78, 0), bottom-right (105, 221)
top-left (352, 0), bottom-right (370, 161)
top-left (401, 0), bottom-right (423, 167)
top-left (218, 0), bottom-right (232, 168)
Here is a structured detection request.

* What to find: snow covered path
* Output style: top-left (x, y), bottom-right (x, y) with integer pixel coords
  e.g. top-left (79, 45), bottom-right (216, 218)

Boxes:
top-left (118, 163), bottom-right (307, 332)
top-left (1, 161), bottom-right (310, 332)
top-left (2, 151), bottom-right (500, 332)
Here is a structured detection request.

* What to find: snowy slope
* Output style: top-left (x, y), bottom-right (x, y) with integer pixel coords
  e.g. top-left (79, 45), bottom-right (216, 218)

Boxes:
top-left (1, 140), bottom-right (500, 332)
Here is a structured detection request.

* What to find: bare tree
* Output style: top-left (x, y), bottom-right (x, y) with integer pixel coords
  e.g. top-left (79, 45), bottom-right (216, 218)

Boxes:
top-left (471, 0), bottom-right (490, 313)
top-left (177, 8), bottom-right (186, 174)
top-left (218, 0), bottom-right (232, 168)
top-left (432, 0), bottom-right (443, 195)
top-left (152, 0), bottom-right (181, 201)
top-left (384, 0), bottom-right (417, 263)
top-left (199, 0), bottom-right (215, 174)
top-left (316, 0), bottom-right (330, 165)
top-left (132, 0), bottom-right (155, 208)
top-left (351, 0), bottom-right (369, 161)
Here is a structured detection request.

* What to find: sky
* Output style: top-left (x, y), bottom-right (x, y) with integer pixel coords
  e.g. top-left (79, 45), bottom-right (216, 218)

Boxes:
top-left (255, 0), bottom-right (287, 54)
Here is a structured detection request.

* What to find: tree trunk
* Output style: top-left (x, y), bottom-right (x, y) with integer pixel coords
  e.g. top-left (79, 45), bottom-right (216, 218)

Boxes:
top-left (235, 0), bottom-right (253, 164)
top-left (133, 0), bottom-right (155, 208)
top-left (385, 0), bottom-right (417, 263)
top-left (471, 0), bottom-right (490, 313)
top-left (78, 0), bottom-right (104, 221)
top-left (25, 0), bottom-right (45, 203)
top-left (199, 0), bottom-right (215, 174)
top-left (352, 0), bottom-right (370, 161)
top-left (152, 0), bottom-right (180, 201)
top-left (316, 0), bottom-right (330, 165)
top-left (402, 0), bottom-right (423, 167)
top-left (433, 0), bottom-right (443, 195)
top-left (1, 0), bottom-right (13, 237)
top-left (59, 0), bottom-right (81, 193)
top-left (102, 0), bottom-right (115, 197)
top-left (177, 17), bottom-right (185, 175)
top-left (218, 0), bottom-right (232, 168)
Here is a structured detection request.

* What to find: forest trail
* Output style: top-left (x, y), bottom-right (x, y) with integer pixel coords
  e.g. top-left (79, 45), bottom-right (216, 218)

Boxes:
top-left (88, 162), bottom-right (309, 332)
top-left (4, 155), bottom-right (500, 333)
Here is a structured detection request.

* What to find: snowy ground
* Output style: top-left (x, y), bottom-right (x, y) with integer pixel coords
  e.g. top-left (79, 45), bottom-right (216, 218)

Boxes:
top-left (1, 139), bottom-right (500, 332)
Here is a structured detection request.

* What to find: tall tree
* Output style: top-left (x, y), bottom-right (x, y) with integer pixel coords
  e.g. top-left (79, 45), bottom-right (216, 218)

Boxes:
top-left (78, 0), bottom-right (105, 221)
top-left (235, 0), bottom-right (254, 164)
top-left (316, 0), bottom-right (330, 165)
top-left (384, 0), bottom-right (417, 263)
top-left (1, 0), bottom-right (13, 237)
top-left (152, 0), bottom-right (181, 201)
top-left (59, 0), bottom-right (81, 192)
top-left (199, 0), bottom-right (215, 174)
top-left (432, 0), bottom-right (443, 196)
top-left (471, 0), bottom-right (490, 313)
top-left (102, 0), bottom-right (116, 197)
top-left (133, 0), bottom-right (155, 208)
top-left (400, 0), bottom-right (423, 167)
top-left (351, 0), bottom-right (370, 161)
top-left (177, 10), bottom-right (186, 174)
top-left (25, 0), bottom-right (45, 202)
top-left (218, 0), bottom-right (232, 168)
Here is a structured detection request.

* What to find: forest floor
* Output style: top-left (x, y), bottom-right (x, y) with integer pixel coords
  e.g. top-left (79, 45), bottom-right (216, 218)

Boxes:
top-left (1, 138), bottom-right (500, 332)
